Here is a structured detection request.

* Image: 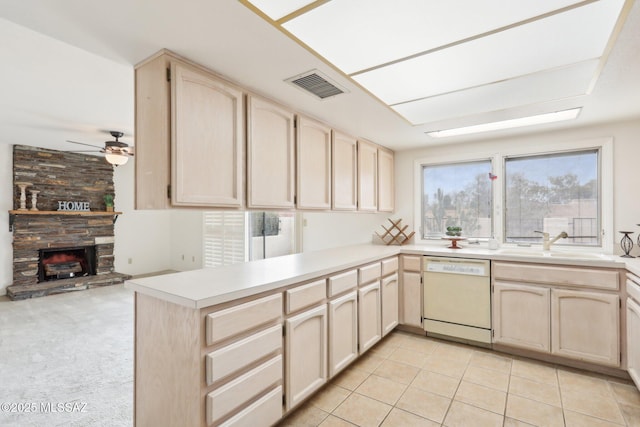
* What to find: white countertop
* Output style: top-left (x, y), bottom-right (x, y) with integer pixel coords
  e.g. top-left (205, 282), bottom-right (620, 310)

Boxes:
top-left (126, 244), bottom-right (400, 309)
top-left (125, 242), bottom-right (632, 309)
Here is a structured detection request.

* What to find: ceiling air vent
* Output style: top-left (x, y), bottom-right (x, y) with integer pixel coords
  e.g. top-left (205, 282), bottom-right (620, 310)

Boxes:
top-left (285, 70), bottom-right (348, 100)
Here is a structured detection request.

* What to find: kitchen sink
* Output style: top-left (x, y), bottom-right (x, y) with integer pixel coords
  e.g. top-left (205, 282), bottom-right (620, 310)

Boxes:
top-left (496, 248), bottom-right (613, 260)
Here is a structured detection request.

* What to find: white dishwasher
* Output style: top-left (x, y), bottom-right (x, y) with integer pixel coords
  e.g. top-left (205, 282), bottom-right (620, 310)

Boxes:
top-left (423, 256), bottom-right (491, 344)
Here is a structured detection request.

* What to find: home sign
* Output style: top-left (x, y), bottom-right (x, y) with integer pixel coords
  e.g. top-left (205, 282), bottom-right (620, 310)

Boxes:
top-left (57, 201), bottom-right (91, 212)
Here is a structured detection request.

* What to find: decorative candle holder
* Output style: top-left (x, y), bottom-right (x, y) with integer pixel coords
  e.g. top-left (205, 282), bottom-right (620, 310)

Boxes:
top-left (619, 231), bottom-right (635, 258)
top-left (29, 190), bottom-right (40, 211)
top-left (15, 182), bottom-right (32, 211)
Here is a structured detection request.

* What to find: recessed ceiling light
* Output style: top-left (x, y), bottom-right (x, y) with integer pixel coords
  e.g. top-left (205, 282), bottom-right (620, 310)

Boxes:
top-left (425, 108), bottom-right (582, 138)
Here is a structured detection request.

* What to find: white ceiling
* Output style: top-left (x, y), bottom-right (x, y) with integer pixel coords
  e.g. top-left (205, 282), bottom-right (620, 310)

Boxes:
top-left (0, 0), bottom-right (639, 153)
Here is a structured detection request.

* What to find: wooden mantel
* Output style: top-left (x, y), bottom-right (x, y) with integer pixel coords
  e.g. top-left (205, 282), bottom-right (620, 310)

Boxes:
top-left (8, 210), bottom-right (123, 232)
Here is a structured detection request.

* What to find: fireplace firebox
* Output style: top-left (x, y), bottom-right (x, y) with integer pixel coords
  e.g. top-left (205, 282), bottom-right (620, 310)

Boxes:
top-left (38, 246), bottom-right (96, 282)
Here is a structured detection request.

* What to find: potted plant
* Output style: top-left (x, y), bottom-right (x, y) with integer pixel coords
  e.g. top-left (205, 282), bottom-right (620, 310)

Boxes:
top-left (104, 194), bottom-right (114, 212)
top-left (446, 226), bottom-right (462, 236)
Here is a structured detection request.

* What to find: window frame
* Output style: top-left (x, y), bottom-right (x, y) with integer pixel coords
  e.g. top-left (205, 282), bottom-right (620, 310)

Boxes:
top-left (414, 137), bottom-right (613, 253)
top-left (420, 157), bottom-right (495, 240)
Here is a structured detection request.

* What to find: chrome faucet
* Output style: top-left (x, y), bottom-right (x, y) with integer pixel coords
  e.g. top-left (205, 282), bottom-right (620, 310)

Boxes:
top-left (534, 230), bottom-right (568, 251)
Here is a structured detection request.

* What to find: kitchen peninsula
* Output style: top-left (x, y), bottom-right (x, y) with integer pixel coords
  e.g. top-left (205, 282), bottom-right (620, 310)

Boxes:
top-left (126, 243), bottom-right (632, 426)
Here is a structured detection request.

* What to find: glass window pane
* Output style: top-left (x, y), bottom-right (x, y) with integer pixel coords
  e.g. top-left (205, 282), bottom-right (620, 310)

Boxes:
top-left (422, 160), bottom-right (493, 238)
top-left (249, 212), bottom-right (298, 260)
top-left (504, 149), bottom-right (599, 246)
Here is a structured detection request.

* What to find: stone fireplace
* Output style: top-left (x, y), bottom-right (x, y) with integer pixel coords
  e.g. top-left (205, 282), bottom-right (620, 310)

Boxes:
top-left (9, 145), bottom-right (130, 300)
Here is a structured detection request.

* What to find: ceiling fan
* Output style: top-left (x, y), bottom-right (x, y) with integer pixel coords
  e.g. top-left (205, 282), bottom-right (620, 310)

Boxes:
top-left (66, 131), bottom-right (134, 166)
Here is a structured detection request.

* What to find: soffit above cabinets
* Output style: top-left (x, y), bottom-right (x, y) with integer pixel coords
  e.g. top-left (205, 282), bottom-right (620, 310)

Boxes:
top-left (241, 0), bottom-right (631, 129)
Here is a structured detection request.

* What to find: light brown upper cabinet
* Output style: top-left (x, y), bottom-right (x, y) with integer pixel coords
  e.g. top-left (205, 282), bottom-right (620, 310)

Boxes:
top-left (357, 139), bottom-right (378, 212)
top-left (377, 148), bottom-right (394, 212)
top-left (171, 62), bottom-right (244, 207)
top-left (332, 131), bottom-right (358, 211)
top-left (135, 52), bottom-right (172, 209)
top-left (247, 95), bottom-right (296, 209)
top-left (135, 50), bottom-right (395, 213)
top-left (296, 116), bottom-right (332, 210)
top-left (135, 50), bottom-right (244, 209)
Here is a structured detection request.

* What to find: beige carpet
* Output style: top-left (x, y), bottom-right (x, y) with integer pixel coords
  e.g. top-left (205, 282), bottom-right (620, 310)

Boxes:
top-left (0, 285), bottom-right (133, 426)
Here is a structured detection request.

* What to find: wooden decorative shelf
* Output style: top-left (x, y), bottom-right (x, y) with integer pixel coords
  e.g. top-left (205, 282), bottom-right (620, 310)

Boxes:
top-left (376, 218), bottom-right (415, 246)
top-left (9, 210), bottom-right (122, 216)
top-left (8, 210), bottom-right (122, 232)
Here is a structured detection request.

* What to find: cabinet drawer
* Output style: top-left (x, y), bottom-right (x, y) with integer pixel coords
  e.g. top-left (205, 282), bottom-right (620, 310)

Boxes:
top-left (381, 257), bottom-right (399, 276)
top-left (359, 263), bottom-right (381, 286)
top-left (206, 293), bottom-right (282, 346)
top-left (206, 324), bottom-right (282, 385)
top-left (328, 270), bottom-right (358, 297)
top-left (286, 279), bottom-right (326, 314)
top-left (206, 355), bottom-right (282, 425)
top-left (219, 386), bottom-right (283, 427)
top-left (402, 255), bottom-right (421, 272)
top-left (493, 262), bottom-right (619, 290)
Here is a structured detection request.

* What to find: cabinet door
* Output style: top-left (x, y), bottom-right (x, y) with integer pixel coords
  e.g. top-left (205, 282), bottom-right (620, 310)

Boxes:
top-left (551, 289), bottom-right (619, 366)
top-left (328, 291), bottom-right (358, 377)
top-left (297, 116), bottom-right (332, 210)
top-left (377, 148), bottom-right (394, 212)
top-left (247, 95), bottom-right (295, 209)
top-left (285, 304), bottom-right (327, 411)
top-left (358, 282), bottom-right (382, 353)
top-left (171, 62), bottom-right (244, 207)
top-left (381, 273), bottom-right (399, 336)
top-left (401, 271), bottom-right (422, 328)
top-left (493, 282), bottom-right (550, 352)
top-left (357, 140), bottom-right (378, 212)
top-left (627, 297), bottom-right (640, 388)
top-left (135, 53), bottom-right (171, 209)
top-left (332, 131), bottom-right (357, 210)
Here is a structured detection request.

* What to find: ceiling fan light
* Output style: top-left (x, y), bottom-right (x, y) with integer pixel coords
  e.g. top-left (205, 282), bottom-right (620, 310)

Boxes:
top-left (105, 153), bottom-right (129, 166)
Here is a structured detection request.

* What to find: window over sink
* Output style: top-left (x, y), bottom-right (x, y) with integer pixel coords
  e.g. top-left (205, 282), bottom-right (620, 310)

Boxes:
top-left (505, 149), bottom-right (599, 246)
top-left (421, 160), bottom-right (493, 239)
top-left (416, 137), bottom-right (613, 251)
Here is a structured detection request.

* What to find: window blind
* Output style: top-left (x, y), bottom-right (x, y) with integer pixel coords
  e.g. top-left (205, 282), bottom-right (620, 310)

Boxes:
top-left (203, 211), bottom-right (247, 267)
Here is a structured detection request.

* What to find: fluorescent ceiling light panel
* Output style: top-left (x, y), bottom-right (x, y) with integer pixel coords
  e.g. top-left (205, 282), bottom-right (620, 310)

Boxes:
top-left (245, 0), bottom-right (316, 20)
top-left (426, 108), bottom-right (582, 138)
top-left (283, 0), bottom-right (584, 74)
top-left (393, 59), bottom-right (599, 124)
top-left (352, 0), bottom-right (624, 105)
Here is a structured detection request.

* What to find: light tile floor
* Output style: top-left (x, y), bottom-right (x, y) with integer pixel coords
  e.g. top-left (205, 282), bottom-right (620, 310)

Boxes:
top-left (279, 331), bottom-right (640, 427)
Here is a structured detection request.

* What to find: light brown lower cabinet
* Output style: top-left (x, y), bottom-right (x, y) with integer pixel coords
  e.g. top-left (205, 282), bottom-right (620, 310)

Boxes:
top-left (400, 255), bottom-right (422, 328)
top-left (492, 261), bottom-right (621, 367)
top-left (133, 255), bottom-right (631, 426)
top-left (358, 282), bottom-right (382, 353)
top-left (381, 273), bottom-right (399, 336)
top-left (284, 304), bottom-right (328, 411)
top-left (627, 293), bottom-right (640, 387)
top-left (492, 281), bottom-right (551, 352)
top-left (551, 289), bottom-right (619, 366)
top-left (328, 290), bottom-right (358, 377)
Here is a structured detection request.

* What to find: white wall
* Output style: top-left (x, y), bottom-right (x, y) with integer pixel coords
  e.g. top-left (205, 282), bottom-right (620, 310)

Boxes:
top-left (112, 163), bottom-right (172, 276)
top-left (302, 211), bottom-right (391, 252)
top-left (395, 118), bottom-right (640, 256)
top-left (169, 210), bottom-right (204, 271)
top-left (0, 144), bottom-right (14, 295)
